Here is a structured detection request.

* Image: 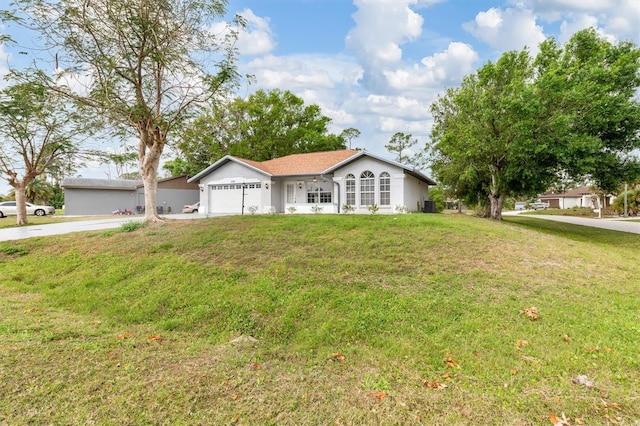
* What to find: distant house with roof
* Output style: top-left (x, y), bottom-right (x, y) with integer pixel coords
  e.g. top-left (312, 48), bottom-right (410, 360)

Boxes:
top-left (62, 175), bottom-right (198, 215)
top-left (538, 186), bottom-right (614, 209)
top-left (187, 149), bottom-right (437, 215)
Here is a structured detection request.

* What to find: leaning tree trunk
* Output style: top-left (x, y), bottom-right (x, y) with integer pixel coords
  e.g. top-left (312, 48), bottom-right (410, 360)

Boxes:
top-left (138, 120), bottom-right (166, 222)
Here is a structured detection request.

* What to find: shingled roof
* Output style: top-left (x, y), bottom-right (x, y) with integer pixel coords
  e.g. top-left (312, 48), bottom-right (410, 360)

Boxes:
top-left (234, 150), bottom-right (360, 176)
top-left (188, 149), bottom-right (436, 185)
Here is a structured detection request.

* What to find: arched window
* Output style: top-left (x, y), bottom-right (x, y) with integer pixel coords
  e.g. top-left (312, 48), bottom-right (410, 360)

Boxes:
top-left (360, 171), bottom-right (375, 206)
top-left (379, 172), bottom-right (390, 206)
top-left (345, 174), bottom-right (356, 206)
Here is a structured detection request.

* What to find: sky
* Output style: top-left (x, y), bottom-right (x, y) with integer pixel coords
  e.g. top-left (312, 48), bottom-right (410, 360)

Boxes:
top-left (1, 0), bottom-right (640, 195)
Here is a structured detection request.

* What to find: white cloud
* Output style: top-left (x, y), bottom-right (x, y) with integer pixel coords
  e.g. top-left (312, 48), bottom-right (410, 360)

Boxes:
top-left (558, 14), bottom-right (616, 44)
top-left (345, 0), bottom-right (428, 91)
top-left (516, 0), bottom-right (640, 42)
top-left (464, 7), bottom-right (546, 53)
top-left (243, 54), bottom-right (362, 92)
top-left (384, 42), bottom-right (478, 91)
top-left (235, 9), bottom-right (276, 56)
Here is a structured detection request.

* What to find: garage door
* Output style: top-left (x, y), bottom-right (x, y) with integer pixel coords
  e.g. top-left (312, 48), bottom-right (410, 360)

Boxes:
top-left (208, 183), bottom-right (262, 214)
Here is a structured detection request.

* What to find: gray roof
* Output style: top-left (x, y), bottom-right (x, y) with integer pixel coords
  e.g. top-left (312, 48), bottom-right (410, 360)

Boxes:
top-left (62, 178), bottom-right (142, 190)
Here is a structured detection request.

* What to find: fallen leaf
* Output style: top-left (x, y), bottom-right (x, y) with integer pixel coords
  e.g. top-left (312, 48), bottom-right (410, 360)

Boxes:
top-left (562, 334), bottom-right (571, 342)
top-left (231, 393), bottom-right (239, 400)
top-left (585, 346), bottom-right (601, 353)
top-left (549, 412), bottom-right (570, 426)
top-left (473, 353), bottom-right (481, 359)
top-left (331, 353), bottom-right (345, 361)
top-left (520, 306), bottom-right (539, 320)
top-left (423, 380), bottom-right (447, 390)
top-left (24, 308), bottom-right (43, 313)
top-left (441, 372), bottom-right (452, 380)
top-left (251, 362), bottom-right (261, 370)
top-left (522, 355), bottom-right (541, 363)
top-left (117, 332), bottom-right (131, 340)
top-left (148, 335), bottom-right (162, 342)
top-left (510, 369), bottom-right (518, 375)
top-left (574, 418), bottom-right (584, 425)
top-left (515, 339), bottom-right (529, 348)
top-left (604, 346), bottom-right (612, 352)
top-left (444, 355), bottom-right (459, 368)
top-left (372, 391), bottom-right (388, 400)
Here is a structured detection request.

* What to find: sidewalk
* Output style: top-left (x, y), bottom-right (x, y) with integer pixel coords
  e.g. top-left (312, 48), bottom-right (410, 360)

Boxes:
top-left (504, 211), bottom-right (640, 234)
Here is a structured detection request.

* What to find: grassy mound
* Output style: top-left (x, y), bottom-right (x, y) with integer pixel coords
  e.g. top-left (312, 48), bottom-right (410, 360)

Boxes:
top-left (1, 214), bottom-right (638, 424)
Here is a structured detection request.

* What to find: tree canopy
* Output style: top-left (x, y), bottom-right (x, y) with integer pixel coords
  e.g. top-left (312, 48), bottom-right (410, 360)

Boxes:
top-left (429, 29), bottom-right (640, 220)
top-left (0, 76), bottom-right (84, 224)
top-left (10, 0), bottom-right (243, 221)
top-left (172, 89), bottom-right (347, 175)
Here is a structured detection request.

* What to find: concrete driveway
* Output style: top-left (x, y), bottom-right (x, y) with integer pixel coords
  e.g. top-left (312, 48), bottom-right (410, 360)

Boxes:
top-left (0, 213), bottom-right (208, 242)
top-left (504, 211), bottom-right (640, 234)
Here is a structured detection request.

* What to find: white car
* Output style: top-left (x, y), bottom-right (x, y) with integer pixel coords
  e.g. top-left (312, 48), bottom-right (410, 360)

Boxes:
top-left (181, 201), bottom-right (200, 213)
top-left (0, 201), bottom-right (56, 218)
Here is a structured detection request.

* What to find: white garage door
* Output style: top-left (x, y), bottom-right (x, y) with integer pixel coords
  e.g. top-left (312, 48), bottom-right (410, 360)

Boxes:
top-left (208, 183), bottom-right (262, 214)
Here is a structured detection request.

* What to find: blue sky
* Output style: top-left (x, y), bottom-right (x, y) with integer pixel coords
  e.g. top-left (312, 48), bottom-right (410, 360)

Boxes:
top-left (1, 0), bottom-right (640, 195)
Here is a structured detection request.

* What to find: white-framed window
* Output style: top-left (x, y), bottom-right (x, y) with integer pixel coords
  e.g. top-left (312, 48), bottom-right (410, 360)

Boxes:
top-left (360, 171), bottom-right (375, 206)
top-left (345, 174), bottom-right (356, 206)
top-left (379, 172), bottom-right (390, 206)
top-left (307, 181), bottom-right (332, 203)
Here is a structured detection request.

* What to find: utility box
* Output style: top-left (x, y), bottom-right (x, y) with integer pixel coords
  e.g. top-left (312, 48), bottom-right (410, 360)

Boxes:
top-left (423, 200), bottom-right (435, 213)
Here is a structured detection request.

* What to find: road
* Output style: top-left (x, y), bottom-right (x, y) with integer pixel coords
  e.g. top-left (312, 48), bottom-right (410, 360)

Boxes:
top-left (0, 214), bottom-right (206, 242)
top-left (503, 211), bottom-right (640, 234)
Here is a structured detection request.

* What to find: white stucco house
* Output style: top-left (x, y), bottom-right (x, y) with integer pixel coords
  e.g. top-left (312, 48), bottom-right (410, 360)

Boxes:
top-left (187, 149), bottom-right (437, 215)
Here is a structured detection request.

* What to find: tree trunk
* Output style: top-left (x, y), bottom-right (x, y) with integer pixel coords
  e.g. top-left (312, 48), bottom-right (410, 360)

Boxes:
top-left (138, 120), bottom-right (166, 222)
top-left (488, 192), bottom-right (504, 220)
top-left (488, 168), bottom-right (504, 220)
top-left (14, 183), bottom-right (28, 226)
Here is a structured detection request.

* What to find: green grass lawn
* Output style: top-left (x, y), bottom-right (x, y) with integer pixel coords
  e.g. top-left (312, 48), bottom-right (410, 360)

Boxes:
top-left (1, 214), bottom-right (638, 425)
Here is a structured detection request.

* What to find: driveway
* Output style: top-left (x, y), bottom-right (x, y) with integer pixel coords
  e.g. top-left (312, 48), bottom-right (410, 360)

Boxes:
top-left (0, 214), bottom-right (208, 242)
top-left (504, 211), bottom-right (640, 234)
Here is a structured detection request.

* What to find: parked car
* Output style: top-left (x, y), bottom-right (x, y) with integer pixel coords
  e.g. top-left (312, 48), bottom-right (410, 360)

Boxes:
top-left (182, 201), bottom-right (200, 213)
top-left (0, 201), bottom-right (56, 218)
top-left (529, 202), bottom-right (549, 210)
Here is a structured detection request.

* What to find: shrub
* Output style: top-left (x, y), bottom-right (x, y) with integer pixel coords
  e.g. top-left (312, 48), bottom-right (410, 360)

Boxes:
top-left (311, 205), bottom-right (323, 214)
top-left (367, 204), bottom-right (379, 214)
top-left (341, 204), bottom-right (355, 214)
top-left (120, 221), bottom-right (145, 233)
top-left (248, 205), bottom-right (259, 215)
top-left (287, 206), bottom-right (297, 214)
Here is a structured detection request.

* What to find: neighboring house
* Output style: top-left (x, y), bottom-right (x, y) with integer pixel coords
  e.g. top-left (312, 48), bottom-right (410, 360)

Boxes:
top-left (538, 186), bottom-right (614, 209)
top-left (187, 149), bottom-right (437, 215)
top-left (62, 175), bottom-right (199, 215)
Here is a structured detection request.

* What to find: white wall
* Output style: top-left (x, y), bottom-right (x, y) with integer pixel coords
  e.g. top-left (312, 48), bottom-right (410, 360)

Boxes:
top-left (333, 157), bottom-right (421, 213)
top-left (199, 162), bottom-right (271, 214)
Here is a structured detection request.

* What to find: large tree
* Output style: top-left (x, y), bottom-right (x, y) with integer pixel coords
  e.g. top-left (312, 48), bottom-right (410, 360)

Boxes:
top-left (173, 89), bottom-right (347, 174)
top-left (429, 29), bottom-right (640, 220)
top-left (12, 0), bottom-right (243, 221)
top-left (0, 77), bottom-right (83, 225)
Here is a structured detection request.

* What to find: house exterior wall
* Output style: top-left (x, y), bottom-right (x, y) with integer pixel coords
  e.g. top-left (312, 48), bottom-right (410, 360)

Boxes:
top-left (155, 188), bottom-right (199, 214)
top-left (404, 174), bottom-right (430, 212)
top-left (198, 162), bottom-right (270, 214)
top-left (279, 175), bottom-right (339, 214)
top-left (64, 188), bottom-right (137, 215)
top-left (333, 157), bottom-right (425, 213)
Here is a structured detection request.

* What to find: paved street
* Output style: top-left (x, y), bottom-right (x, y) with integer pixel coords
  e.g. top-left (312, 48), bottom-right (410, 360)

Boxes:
top-left (0, 214), bottom-right (206, 242)
top-left (503, 211), bottom-right (640, 234)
